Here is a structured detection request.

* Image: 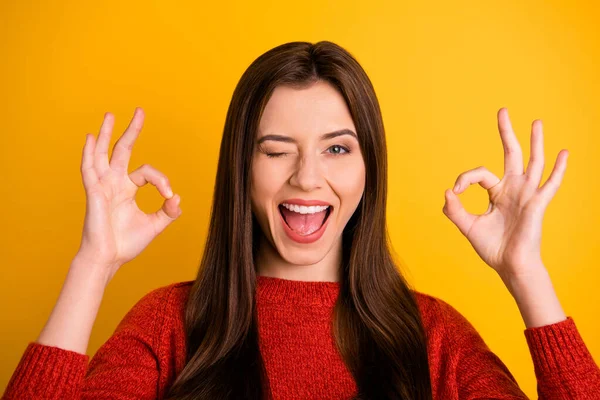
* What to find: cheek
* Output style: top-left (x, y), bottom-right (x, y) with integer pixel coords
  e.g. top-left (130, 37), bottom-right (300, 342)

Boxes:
top-left (250, 160), bottom-right (286, 222)
top-left (251, 160), bottom-right (285, 199)
top-left (329, 160), bottom-right (366, 206)
top-left (250, 165), bottom-right (270, 234)
top-left (332, 157), bottom-right (365, 187)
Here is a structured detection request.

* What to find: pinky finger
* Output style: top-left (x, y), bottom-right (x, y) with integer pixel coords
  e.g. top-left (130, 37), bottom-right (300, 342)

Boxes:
top-left (81, 134), bottom-right (99, 190)
top-left (538, 150), bottom-right (569, 206)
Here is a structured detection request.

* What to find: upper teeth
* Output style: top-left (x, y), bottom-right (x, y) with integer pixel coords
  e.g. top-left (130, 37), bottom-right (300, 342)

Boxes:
top-left (281, 203), bottom-right (330, 214)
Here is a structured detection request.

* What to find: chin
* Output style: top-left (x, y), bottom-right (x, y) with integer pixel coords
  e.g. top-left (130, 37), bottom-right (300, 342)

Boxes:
top-left (277, 247), bottom-right (328, 266)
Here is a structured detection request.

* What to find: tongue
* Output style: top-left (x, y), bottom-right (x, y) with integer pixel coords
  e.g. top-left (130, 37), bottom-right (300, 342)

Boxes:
top-left (281, 207), bottom-right (328, 235)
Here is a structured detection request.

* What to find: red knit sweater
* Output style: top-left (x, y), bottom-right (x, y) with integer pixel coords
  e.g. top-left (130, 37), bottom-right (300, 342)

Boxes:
top-left (3, 276), bottom-right (600, 399)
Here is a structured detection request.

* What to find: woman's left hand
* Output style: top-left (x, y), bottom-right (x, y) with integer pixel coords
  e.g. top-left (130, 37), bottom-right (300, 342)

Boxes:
top-left (442, 107), bottom-right (569, 282)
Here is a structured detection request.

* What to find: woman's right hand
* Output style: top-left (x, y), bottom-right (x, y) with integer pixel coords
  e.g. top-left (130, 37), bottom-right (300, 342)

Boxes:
top-left (75, 107), bottom-right (182, 284)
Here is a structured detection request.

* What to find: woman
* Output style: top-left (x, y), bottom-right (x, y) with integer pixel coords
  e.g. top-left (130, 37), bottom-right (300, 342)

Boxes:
top-left (4, 41), bottom-right (599, 399)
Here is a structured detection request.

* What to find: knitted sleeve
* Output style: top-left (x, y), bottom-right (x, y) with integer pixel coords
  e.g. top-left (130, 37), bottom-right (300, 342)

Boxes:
top-left (435, 297), bottom-right (600, 399)
top-left (2, 284), bottom-right (177, 400)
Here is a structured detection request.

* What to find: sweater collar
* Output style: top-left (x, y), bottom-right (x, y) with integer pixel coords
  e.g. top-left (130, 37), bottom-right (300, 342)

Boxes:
top-left (256, 275), bottom-right (341, 307)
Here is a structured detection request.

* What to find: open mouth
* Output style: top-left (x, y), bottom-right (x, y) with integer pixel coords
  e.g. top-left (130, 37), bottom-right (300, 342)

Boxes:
top-left (278, 204), bottom-right (333, 231)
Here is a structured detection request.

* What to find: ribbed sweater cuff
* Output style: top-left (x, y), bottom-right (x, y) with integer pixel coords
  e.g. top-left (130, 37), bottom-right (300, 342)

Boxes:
top-left (4, 342), bottom-right (89, 399)
top-left (524, 316), bottom-right (596, 379)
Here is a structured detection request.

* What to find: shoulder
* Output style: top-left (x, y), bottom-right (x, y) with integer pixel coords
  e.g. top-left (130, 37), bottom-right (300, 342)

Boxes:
top-left (114, 280), bottom-right (195, 336)
top-left (141, 280), bottom-right (195, 307)
top-left (124, 280), bottom-right (194, 317)
top-left (86, 281), bottom-right (196, 387)
top-left (411, 290), bottom-right (480, 340)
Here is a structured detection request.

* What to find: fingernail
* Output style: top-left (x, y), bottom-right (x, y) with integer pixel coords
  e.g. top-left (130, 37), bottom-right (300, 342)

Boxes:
top-left (167, 187), bottom-right (173, 198)
top-left (453, 183), bottom-right (460, 192)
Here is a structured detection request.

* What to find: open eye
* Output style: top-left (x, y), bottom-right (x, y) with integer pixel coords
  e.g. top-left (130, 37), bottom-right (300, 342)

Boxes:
top-left (326, 144), bottom-right (350, 155)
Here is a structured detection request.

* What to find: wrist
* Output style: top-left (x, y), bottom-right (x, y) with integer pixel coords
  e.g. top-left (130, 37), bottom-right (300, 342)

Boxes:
top-left (499, 266), bottom-right (567, 328)
top-left (70, 254), bottom-right (116, 288)
top-left (498, 262), bottom-right (547, 296)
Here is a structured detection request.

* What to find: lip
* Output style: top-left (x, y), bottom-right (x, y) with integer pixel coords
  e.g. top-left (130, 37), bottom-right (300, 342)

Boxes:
top-left (280, 198), bottom-right (332, 206)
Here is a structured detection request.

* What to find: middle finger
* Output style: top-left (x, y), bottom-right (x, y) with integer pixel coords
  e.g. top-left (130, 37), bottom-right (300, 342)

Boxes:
top-left (524, 119), bottom-right (545, 187)
top-left (94, 112), bottom-right (115, 178)
top-left (497, 108), bottom-right (524, 177)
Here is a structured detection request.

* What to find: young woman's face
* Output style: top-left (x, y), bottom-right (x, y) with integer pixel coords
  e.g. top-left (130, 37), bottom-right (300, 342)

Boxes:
top-left (251, 80), bottom-right (366, 269)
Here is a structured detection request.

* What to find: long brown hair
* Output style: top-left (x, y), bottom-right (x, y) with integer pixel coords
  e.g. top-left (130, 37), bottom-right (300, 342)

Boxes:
top-left (163, 41), bottom-right (432, 400)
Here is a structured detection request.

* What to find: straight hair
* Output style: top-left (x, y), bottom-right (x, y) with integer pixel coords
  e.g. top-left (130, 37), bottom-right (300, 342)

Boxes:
top-left (163, 41), bottom-right (433, 400)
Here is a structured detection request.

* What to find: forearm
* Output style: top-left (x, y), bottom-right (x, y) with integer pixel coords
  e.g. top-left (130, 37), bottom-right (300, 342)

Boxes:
top-left (36, 256), bottom-right (110, 354)
top-left (500, 265), bottom-right (567, 329)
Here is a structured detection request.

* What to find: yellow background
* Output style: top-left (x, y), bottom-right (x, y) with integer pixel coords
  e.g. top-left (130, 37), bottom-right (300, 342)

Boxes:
top-left (1, 0), bottom-right (598, 396)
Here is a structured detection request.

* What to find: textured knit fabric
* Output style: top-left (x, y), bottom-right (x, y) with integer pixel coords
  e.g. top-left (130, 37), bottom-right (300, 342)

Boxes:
top-left (3, 276), bottom-right (600, 399)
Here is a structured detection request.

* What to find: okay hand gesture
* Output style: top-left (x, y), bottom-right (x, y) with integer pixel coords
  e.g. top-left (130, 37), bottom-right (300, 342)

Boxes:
top-left (442, 108), bottom-right (569, 282)
top-left (76, 108), bottom-right (182, 284)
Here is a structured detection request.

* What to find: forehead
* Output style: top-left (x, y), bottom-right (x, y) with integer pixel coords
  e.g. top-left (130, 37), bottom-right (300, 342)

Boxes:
top-left (258, 80), bottom-right (355, 137)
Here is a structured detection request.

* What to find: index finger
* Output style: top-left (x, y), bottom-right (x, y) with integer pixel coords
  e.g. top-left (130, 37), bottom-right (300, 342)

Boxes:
top-left (109, 107), bottom-right (145, 172)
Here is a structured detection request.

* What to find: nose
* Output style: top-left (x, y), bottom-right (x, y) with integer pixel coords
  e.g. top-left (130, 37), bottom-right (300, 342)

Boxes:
top-left (288, 152), bottom-right (324, 191)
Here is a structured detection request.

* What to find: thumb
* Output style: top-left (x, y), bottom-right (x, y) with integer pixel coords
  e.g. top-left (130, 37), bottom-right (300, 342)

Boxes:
top-left (152, 193), bottom-right (182, 232)
top-left (442, 188), bottom-right (475, 237)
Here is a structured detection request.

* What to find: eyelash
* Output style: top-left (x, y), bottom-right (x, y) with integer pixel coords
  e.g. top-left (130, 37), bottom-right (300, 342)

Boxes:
top-left (266, 145), bottom-right (351, 158)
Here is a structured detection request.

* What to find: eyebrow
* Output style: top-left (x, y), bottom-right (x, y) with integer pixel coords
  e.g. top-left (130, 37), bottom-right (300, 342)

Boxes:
top-left (256, 128), bottom-right (358, 145)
